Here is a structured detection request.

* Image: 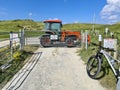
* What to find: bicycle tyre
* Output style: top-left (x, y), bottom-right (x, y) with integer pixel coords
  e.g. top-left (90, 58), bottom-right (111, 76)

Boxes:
top-left (86, 55), bottom-right (101, 79)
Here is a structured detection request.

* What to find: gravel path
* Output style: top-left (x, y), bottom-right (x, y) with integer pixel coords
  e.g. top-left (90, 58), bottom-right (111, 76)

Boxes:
top-left (0, 40), bottom-right (9, 48)
top-left (4, 47), bottom-right (106, 90)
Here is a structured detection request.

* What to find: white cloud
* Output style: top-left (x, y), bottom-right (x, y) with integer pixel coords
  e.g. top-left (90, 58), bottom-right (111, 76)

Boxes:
top-left (100, 0), bottom-right (120, 23)
top-left (53, 18), bottom-right (59, 20)
top-left (74, 21), bottom-right (79, 23)
top-left (28, 12), bottom-right (32, 17)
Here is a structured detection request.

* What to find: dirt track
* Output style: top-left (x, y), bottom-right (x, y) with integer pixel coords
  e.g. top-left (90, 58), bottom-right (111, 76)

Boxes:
top-left (3, 47), bottom-right (106, 90)
top-left (0, 40), bottom-right (9, 48)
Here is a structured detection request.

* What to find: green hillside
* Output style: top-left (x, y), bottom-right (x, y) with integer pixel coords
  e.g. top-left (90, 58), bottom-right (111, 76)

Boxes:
top-left (0, 19), bottom-right (44, 32)
top-left (0, 19), bottom-right (120, 40)
top-left (0, 19), bottom-right (120, 32)
top-left (0, 19), bottom-right (120, 43)
top-left (62, 23), bottom-right (106, 31)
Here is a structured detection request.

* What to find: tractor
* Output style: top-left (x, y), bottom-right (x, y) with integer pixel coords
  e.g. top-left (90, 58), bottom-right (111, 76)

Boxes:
top-left (40, 19), bottom-right (81, 47)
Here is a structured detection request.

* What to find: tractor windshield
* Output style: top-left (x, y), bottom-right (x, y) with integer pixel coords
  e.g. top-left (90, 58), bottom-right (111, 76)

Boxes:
top-left (45, 23), bottom-right (61, 32)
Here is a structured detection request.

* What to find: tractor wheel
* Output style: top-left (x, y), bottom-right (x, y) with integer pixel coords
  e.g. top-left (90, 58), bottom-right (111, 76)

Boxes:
top-left (40, 35), bottom-right (51, 47)
top-left (66, 38), bottom-right (75, 47)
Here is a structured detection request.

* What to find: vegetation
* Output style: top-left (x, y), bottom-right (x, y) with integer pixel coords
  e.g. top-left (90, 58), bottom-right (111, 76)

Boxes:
top-left (62, 23), bottom-right (105, 31)
top-left (1, 19), bottom-right (120, 90)
top-left (0, 19), bottom-right (44, 32)
top-left (62, 22), bottom-right (120, 90)
top-left (0, 19), bottom-right (44, 40)
top-left (78, 26), bottom-right (120, 90)
top-left (0, 45), bottom-right (38, 89)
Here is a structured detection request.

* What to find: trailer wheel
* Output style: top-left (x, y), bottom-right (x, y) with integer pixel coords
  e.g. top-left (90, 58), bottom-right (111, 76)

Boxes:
top-left (40, 35), bottom-right (51, 47)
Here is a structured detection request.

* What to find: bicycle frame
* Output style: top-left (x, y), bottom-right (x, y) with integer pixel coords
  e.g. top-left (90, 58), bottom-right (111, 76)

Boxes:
top-left (100, 49), bottom-right (120, 78)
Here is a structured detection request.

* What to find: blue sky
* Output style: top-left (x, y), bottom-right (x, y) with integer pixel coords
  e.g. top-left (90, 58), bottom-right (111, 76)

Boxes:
top-left (0, 0), bottom-right (120, 24)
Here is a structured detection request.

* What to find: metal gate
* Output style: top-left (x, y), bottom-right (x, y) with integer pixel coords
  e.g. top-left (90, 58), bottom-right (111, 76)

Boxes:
top-left (25, 30), bottom-right (43, 46)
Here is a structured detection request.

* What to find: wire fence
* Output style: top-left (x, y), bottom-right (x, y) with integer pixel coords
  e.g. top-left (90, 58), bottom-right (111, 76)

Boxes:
top-left (0, 30), bottom-right (26, 89)
top-left (0, 30), bottom-right (25, 72)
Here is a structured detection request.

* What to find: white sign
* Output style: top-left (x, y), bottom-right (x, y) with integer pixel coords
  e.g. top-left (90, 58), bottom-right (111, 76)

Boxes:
top-left (50, 35), bottom-right (58, 40)
top-left (10, 33), bottom-right (19, 42)
top-left (104, 39), bottom-right (117, 49)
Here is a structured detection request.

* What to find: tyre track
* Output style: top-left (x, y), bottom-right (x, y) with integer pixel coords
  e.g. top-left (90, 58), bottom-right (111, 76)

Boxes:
top-left (2, 52), bottom-right (42, 90)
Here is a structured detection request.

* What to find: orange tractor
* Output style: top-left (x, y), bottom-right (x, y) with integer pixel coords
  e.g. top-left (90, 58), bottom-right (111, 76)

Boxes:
top-left (40, 19), bottom-right (82, 47)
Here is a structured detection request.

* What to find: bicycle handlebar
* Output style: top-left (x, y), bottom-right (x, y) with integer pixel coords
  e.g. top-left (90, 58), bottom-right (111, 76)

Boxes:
top-left (91, 42), bottom-right (116, 52)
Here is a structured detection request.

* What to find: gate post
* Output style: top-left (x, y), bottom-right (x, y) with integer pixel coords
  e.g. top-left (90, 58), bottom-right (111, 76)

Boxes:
top-left (19, 29), bottom-right (25, 50)
top-left (10, 31), bottom-right (13, 60)
top-left (85, 30), bottom-right (88, 50)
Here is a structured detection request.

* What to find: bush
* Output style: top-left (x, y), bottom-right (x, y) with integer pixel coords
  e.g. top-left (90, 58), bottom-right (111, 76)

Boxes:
top-left (13, 50), bottom-right (29, 65)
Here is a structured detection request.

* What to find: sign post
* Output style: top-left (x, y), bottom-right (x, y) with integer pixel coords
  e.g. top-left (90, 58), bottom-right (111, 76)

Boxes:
top-left (104, 39), bottom-right (117, 59)
top-left (98, 35), bottom-right (102, 48)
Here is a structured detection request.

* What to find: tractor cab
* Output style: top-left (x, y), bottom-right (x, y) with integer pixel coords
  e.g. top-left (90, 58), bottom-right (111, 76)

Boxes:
top-left (43, 20), bottom-right (62, 34)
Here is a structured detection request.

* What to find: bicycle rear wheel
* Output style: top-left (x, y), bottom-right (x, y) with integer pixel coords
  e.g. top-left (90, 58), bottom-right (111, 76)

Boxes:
top-left (86, 55), bottom-right (101, 79)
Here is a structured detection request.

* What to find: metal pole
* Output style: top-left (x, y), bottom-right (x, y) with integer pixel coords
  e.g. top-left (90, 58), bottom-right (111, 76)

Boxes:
top-left (19, 29), bottom-right (22, 50)
top-left (85, 30), bottom-right (88, 50)
top-left (117, 78), bottom-right (120, 90)
top-left (22, 29), bottom-right (25, 47)
top-left (20, 29), bottom-right (25, 50)
top-left (21, 30), bottom-right (23, 49)
top-left (10, 31), bottom-right (13, 60)
top-left (114, 39), bottom-right (117, 59)
top-left (81, 30), bottom-right (83, 48)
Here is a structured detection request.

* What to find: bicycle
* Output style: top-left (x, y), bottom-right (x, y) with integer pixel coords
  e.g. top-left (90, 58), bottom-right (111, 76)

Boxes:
top-left (86, 42), bottom-right (120, 80)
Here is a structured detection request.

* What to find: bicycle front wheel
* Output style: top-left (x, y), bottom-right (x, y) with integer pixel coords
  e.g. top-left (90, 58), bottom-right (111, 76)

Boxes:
top-left (86, 55), bottom-right (101, 79)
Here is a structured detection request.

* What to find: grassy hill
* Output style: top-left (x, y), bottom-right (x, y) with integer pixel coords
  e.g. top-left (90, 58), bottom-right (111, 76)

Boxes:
top-left (0, 19), bottom-right (44, 40)
top-left (0, 19), bottom-right (120, 44)
top-left (0, 19), bottom-right (44, 32)
top-left (62, 23), bottom-right (106, 31)
top-left (0, 19), bottom-right (120, 32)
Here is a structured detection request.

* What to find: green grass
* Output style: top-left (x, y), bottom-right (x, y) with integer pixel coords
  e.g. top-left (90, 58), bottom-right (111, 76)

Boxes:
top-left (25, 30), bottom-right (44, 37)
top-left (78, 28), bottom-right (120, 90)
top-left (0, 45), bottom-right (39, 89)
top-left (0, 19), bottom-right (44, 32)
top-left (0, 19), bottom-right (44, 39)
top-left (62, 23), bottom-right (106, 31)
top-left (1, 19), bottom-right (120, 90)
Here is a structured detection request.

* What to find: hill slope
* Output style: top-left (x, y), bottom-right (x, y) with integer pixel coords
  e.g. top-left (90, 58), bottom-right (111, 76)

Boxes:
top-left (0, 19), bottom-right (44, 32)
